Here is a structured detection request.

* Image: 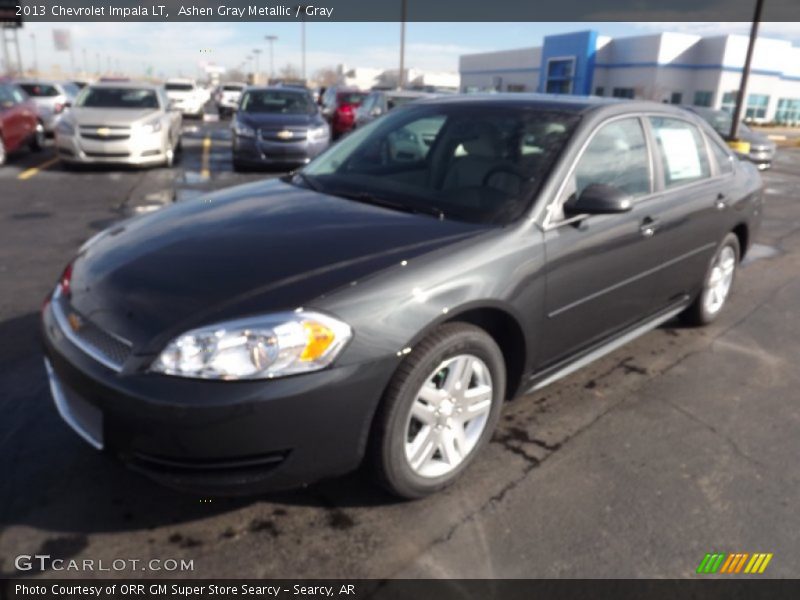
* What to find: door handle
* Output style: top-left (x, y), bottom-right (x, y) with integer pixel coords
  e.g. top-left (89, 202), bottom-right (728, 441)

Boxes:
top-left (640, 217), bottom-right (658, 238)
top-left (715, 193), bottom-right (728, 211)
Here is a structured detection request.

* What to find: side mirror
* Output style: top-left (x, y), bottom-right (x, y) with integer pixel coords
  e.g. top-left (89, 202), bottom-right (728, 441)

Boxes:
top-left (564, 183), bottom-right (633, 216)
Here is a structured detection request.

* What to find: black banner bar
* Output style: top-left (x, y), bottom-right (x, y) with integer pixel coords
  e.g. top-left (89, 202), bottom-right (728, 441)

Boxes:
top-left (3, 580), bottom-right (800, 600)
top-left (7, 0), bottom-right (800, 22)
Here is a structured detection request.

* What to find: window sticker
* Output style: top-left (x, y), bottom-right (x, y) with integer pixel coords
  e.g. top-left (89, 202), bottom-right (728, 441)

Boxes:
top-left (658, 127), bottom-right (702, 181)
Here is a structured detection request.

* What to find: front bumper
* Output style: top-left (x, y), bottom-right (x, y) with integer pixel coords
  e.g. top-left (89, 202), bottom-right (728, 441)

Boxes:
top-left (56, 131), bottom-right (168, 166)
top-left (748, 149), bottom-right (774, 170)
top-left (41, 300), bottom-right (396, 494)
top-left (233, 134), bottom-right (329, 167)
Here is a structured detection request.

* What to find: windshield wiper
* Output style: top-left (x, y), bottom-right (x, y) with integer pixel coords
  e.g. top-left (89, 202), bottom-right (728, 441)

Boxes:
top-left (335, 191), bottom-right (445, 220)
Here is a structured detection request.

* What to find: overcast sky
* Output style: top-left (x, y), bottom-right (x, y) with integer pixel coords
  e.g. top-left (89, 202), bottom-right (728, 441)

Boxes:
top-left (15, 21), bottom-right (800, 80)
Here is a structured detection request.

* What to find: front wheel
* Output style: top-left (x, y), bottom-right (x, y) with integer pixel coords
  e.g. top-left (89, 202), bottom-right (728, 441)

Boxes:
top-left (681, 233), bottom-right (740, 326)
top-left (371, 323), bottom-right (505, 499)
top-left (0, 136), bottom-right (6, 165)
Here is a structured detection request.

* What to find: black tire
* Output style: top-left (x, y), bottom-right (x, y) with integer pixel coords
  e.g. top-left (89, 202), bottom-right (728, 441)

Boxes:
top-left (29, 121), bottom-right (45, 152)
top-left (232, 159), bottom-right (247, 172)
top-left (681, 232), bottom-right (740, 326)
top-left (371, 322), bottom-right (506, 499)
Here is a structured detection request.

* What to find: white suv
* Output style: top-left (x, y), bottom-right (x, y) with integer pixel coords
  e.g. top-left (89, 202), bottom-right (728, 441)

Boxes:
top-left (164, 79), bottom-right (206, 117)
top-left (217, 82), bottom-right (247, 117)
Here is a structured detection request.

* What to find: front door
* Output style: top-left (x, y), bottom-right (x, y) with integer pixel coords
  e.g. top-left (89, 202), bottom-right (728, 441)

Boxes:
top-left (540, 116), bottom-right (664, 366)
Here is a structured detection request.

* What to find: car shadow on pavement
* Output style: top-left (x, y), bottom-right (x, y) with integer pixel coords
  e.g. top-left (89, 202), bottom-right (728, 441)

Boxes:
top-left (0, 312), bottom-right (399, 537)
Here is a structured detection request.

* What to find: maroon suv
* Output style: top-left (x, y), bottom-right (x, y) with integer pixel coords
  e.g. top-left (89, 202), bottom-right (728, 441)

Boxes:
top-left (320, 87), bottom-right (366, 138)
top-left (0, 81), bottom-right (45, 165)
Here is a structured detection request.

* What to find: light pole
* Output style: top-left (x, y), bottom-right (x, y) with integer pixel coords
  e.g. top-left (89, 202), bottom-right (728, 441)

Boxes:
top-left (252, 48), bottom-right (262, 84)
top-left (82, 47), bottom-right (87, 76)
top-left (729, 0), bottom-right (765, 142)
top-left (296, 4), bottom-right (309, 82)
top-left (29, 33), bottom-right (38, 75)
top-left (398, 0), bottom-right (406, 89)
top-left (265, 35), bottom-right (278, 82)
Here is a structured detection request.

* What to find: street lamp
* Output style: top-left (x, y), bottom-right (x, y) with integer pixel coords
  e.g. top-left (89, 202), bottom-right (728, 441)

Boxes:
top-left (253, 48), bottom-right (262, 84)
top-left (29, 33), bottom-right (38, 75)
top-left (398, 0), bottom-right (407, 89)
top-left (296, 5), bottom-right (309, 82)
top-left (265, 35), bottom-right (278, 82)
top-left (728, 0), bottom-right (765, 145)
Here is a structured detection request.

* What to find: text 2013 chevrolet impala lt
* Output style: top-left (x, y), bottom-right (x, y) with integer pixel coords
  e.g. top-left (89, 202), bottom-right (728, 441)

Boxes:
top-left (42, 96), bottom-right (763, 498)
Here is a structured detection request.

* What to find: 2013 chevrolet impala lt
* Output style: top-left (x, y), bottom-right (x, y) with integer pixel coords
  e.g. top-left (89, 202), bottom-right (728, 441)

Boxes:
top-left (42, 95), bottom-right (763, 498)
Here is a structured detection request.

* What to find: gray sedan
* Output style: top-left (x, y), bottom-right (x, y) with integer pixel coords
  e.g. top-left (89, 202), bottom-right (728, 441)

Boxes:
top-left (686, 106), bottom-right (776, 170)
top-left (55, 82), bottom-right (182, 167)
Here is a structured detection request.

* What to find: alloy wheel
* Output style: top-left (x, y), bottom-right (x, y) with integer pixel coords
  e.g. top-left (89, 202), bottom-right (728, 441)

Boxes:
top-left (704, 245), bottom-right (736, 315)
top-left (404, 354), bottom-right (493, 478)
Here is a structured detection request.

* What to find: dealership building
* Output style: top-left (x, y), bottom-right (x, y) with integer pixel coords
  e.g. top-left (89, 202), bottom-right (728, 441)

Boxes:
top-left (459, 30), bottom-right (800, 124)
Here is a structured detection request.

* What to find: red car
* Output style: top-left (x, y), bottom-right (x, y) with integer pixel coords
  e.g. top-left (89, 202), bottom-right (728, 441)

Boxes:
top-left (0, 81), bottom-right (44, 165)
top-left (320, 87), bottom-right (367, 138)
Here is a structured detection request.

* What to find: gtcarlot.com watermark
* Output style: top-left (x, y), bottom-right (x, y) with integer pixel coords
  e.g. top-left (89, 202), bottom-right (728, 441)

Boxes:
top-left (15, 554), bottom-right (194, 573)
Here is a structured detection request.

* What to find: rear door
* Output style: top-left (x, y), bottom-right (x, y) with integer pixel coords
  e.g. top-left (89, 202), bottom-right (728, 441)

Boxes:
top-left (540, 116), bottom-right (665, 365)
top-left (639, 115), bottom-right (732, 309)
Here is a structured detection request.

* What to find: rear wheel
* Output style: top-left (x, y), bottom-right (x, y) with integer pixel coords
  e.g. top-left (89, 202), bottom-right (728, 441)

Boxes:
top-left (681, 233), bottom-right (740, 326)
top-left (371, 323), bottom-right (505, 499)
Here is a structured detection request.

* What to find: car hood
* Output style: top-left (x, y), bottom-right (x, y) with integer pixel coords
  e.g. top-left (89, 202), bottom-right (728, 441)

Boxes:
top-left (237, 112), bottom-right (318, 128)
top-left (68, 179), bottom-right (488, 352)
top-left (741, 129), bottom-right (776, 151)
top-left (68, 107), bottom-right (161, 127)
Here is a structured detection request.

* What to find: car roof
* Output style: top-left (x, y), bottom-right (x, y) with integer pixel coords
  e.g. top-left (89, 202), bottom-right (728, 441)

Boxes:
top-left (244, 86), bottom-right (311, 94)
top-left (88, 81), bottom-right (162, 91)
top-left (417, 93), bottom-right (706, 119)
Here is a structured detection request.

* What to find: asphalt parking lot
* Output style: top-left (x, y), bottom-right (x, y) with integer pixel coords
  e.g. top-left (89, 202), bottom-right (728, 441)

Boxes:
top-left (1, 120), bottom-right (799, 579)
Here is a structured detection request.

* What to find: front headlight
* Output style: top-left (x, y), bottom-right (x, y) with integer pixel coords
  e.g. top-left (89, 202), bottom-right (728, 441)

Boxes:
top-left (233, 120), bottom-right (256, 138)
top-left (151, 311), bottom-right (352, 380)
top-left (308, 124), bottom-right (330, 142)
top-left (138, 117), bottom-right (162, 134)
top-left (56, 118), bottom-right (75, 136)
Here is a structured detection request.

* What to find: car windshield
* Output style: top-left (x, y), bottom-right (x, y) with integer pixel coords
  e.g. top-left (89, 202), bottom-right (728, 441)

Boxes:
top-left (19, 83), bottom-right (59, 97)
top-left (223, 85), bottom-right (244, 91)
top-left (240, 90), bottom-right (315, 114)
top-left (387, 95), bottom-right (423, 110)
top-left (75, 87), bottom-right (159, 109)
top-left (300, 104), bottom-right (579, 225)
top-left (165, 83), bottom-right (194, 91)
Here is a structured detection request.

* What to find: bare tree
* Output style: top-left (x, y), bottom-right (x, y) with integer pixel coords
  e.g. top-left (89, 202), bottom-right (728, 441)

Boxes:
top-left (278, 63), bottom-right (302, 80)
top-left (313, 66), bottom-right (340, 87)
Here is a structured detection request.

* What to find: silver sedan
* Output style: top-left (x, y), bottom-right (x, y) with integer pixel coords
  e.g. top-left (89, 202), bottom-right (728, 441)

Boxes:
top-left (55, 82), bottom-right (182, 167)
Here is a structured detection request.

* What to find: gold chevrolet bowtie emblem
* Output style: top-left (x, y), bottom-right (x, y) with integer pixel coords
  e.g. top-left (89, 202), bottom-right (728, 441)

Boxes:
top-left (96, 127), bottom-right (111, 136)
top-left (276, 129), bottom-right (293, 140)
top-left (67, 312), bottom-right (83, 333)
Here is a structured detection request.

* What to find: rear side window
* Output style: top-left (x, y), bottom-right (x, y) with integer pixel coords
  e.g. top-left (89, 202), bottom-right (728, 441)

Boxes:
top-left (708, 136), bottom-right (734, 175)
top-left (573, 117), bottom-right (651, 199)
top-left (19, 83), bottom-right (59, 97)
top-left (649, 117), bottom-right (711, 188)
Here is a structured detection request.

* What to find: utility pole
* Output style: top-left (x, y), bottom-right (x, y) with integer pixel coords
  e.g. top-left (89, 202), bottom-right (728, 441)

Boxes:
top-left (30, 32), bottom-right (38, 74)
top-left (398, 0), bottom-right (406, 89)
top-left (95, 51), bottom-right (100, 75)
top-left (729, 0), bottom-right (764, 142)
top-left (252, 48), bottom-right (262, 84)
top-left (82, 47), bottom-right (87, 75)
top-left (265, 35), bottom-right (277, 81)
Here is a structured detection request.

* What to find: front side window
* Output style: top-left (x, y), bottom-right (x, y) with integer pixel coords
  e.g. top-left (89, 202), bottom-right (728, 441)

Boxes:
top-left (301, 105), bottom-right (580, 225)
top-left (75, 87), bottom-right (159, 109)
top-left (649, 117), bottom-right (711, 188)
top-left (572, 118), bottom-right (651, 201)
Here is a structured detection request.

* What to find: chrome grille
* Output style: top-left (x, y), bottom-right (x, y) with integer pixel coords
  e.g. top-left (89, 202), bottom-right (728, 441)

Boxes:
top-left (81, 133), bottom-right (130, 141)
top-left (260, 127), bottom-right (308, 142)
top-left (52, 289), bottom-right (132, 372)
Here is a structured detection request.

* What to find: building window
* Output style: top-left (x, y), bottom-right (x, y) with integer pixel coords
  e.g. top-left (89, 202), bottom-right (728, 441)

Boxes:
top-left (506, 84), bottom-right (526, 92)
top-left (693, 91), bottom-right (713, 107)
top-left (745, 94), bottom-right (769, 120)
top-left (670, 92), bottom-right (683, 105)
top-left (612, 87), bottom-right (635, 99)
top-left (776, 98), bottom-right (800, 125)
top-left (720, 91), bottom-right (738, 113)
top-left (545, 58), bottom-right (575, 94)
top-left (594, 86), bottom-right (605, 97)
